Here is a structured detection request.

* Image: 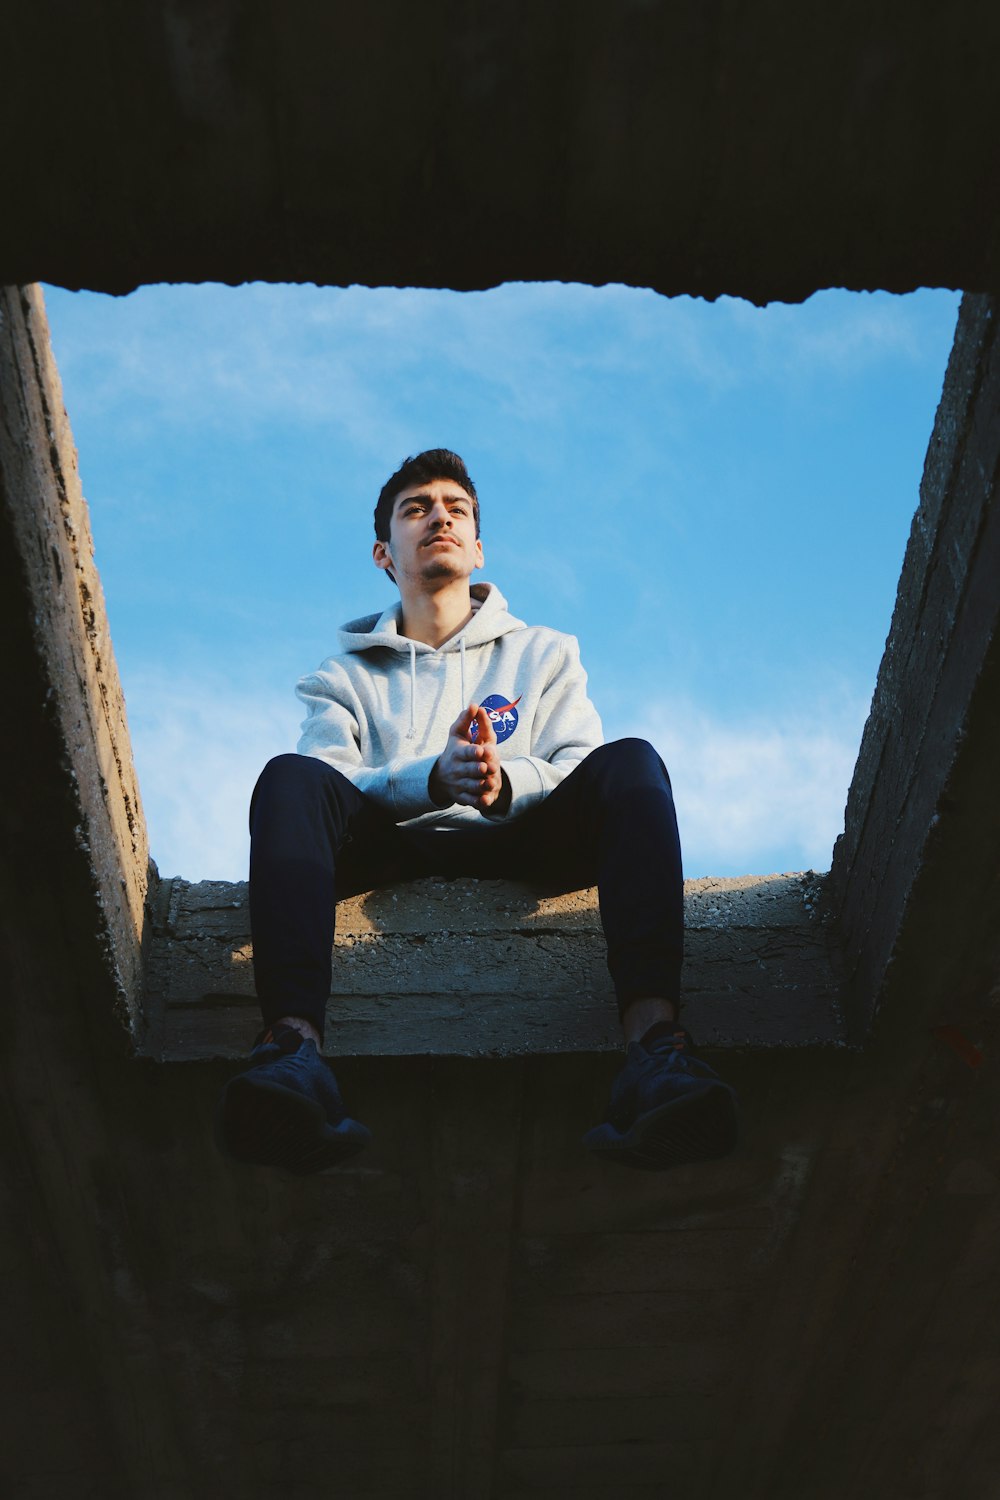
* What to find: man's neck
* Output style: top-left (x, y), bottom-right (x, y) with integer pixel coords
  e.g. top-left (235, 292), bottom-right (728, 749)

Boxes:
top-left (399, 579), bottom-right (476, 648)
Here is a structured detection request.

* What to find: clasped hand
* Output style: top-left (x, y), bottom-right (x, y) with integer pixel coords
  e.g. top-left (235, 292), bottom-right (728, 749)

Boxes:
top-left (430, 704), bottom-right (506, 811)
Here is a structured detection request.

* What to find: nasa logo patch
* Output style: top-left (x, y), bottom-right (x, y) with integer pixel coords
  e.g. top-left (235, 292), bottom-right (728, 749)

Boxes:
top-left (472, 693), bottom-right (521, 744)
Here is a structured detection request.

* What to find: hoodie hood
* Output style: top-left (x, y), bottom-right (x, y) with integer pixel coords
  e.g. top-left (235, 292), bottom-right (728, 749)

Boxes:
top-left (337, 581), bottom-right (525, 655)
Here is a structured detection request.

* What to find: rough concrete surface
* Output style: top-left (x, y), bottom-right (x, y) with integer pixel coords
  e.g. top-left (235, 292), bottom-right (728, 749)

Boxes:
top-left (142, 871), bottom-right (841, 1059)
top-left (0, 284), bottom-right (150, 1029)
top-left (831, 294), bottom-right (1000, 1042)
top-left (2, 1038), bottom-right (994, 1500)
top-left (4, 2), bottom-right (1000, 300)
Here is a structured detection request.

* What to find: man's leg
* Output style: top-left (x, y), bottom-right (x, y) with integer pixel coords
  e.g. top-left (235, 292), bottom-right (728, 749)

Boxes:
top-left (452, 738), bottom-right (685, 1027)
top-left (217, 753), bottom-right (408, 1174)
top-left (540, 737), bottom-right (685, 1042)
top-left (248, 752), bottom-right (410, 1041)
top-left (451, 738), bottom-right (737, 1170)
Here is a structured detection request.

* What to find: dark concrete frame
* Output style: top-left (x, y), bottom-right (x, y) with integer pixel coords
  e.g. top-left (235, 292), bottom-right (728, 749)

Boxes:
top-left (3, 10), bottom-right (1000, 1491)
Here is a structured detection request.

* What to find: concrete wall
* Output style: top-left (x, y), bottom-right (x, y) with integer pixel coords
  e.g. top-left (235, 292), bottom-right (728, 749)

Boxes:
top-left (0, 284), bottom-right (151, 1035)
top-left (831, 294), bottom-right (1000, 1043)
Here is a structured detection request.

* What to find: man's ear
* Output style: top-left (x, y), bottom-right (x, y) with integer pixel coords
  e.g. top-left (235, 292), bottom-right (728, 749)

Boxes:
top-left (474, 538), bottom-right (484, 570)
top-left (373, 539), bottom-right (397, 585)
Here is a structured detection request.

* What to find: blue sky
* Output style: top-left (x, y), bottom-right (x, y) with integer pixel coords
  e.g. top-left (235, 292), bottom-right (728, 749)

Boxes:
top-left (41, 281), bottom-right (960, 882)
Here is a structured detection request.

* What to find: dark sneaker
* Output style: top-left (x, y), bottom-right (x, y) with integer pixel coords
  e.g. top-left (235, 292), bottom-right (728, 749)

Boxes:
top-left (216, 1024), bottom-right (371, 1175)
top-left (583, 1029), bottom-right (738, 1171)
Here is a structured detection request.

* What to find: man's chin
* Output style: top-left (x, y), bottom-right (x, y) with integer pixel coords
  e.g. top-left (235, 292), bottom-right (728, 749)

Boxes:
top-left (421, 557), bottom-right (467, 581)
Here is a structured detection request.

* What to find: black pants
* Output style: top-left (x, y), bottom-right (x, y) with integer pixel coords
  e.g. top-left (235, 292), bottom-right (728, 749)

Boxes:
top-left (248, 738), bottom-right (684, 1038)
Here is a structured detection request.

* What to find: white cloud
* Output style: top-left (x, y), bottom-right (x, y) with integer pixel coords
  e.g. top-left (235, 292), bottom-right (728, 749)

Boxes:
top-left (604, 690), bottom-right (869, 877)
top-left (720, 289), bottom-right (953, 385)
top-left (125, 671), bottom-right (299, 882)
top-left (44, 282), bottom-right (957, 479)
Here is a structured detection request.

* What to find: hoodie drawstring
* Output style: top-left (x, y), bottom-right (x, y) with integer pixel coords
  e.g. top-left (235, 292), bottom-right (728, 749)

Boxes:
top-left (406, 639), bottom-right (417, 740)
top-left (405, 633), bottom-right (468, 741)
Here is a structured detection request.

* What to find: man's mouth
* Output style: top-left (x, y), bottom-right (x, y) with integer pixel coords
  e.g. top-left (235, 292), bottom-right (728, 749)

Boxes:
top-left (423, 535), bottom-right (459, 548)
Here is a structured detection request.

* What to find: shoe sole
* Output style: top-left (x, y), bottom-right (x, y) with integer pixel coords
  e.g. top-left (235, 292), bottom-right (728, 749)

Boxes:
top-left (217, 1076), bottom-right (370, 1176)
top-left (584, 1085), bottom-right (739, 1171)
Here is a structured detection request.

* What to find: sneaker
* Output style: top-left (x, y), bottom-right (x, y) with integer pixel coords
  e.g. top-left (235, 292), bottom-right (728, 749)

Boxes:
top-left (582, 1029), bottom-right (738, 1171)
top-left (216, 1024), bottom-right (371, 1175)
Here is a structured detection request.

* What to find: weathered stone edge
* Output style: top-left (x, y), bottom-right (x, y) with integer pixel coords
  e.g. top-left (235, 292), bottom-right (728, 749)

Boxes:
top-left (142, 872), bottom-right (843, 1059)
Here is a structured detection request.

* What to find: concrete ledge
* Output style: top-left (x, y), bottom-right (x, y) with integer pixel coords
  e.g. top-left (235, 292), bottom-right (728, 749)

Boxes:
top-left (141, 871), bottom-right (843, 1059)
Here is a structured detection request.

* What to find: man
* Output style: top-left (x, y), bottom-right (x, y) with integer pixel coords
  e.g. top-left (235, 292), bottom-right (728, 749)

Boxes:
top-left (217, 450), bottom-right (738, 1175)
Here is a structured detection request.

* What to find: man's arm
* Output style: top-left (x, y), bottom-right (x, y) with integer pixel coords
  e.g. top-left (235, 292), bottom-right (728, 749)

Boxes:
top-left (296, 667), bottom-right (442, 820)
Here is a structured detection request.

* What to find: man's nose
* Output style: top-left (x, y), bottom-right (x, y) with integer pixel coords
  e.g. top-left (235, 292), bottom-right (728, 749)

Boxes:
top-left (428, 503), bottom-right (452, 527)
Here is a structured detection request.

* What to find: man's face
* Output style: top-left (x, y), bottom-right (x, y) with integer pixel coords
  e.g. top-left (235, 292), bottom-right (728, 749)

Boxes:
top-left (373, 479), bottom-right (484, 588)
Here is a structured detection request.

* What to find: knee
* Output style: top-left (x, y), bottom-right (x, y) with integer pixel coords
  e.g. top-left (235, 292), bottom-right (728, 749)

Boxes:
top-left (589, 738), bottom-right (671, 784)
top-left (257, 752), bottom-right (314, 788)
top-left (579, 739), bottom-right (674, 807)
top-left (253, 752), bottom-right (347, 804)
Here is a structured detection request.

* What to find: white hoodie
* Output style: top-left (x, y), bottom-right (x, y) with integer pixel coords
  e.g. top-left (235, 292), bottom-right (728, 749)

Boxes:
top-left (296, 582), bottom-right (604, 827)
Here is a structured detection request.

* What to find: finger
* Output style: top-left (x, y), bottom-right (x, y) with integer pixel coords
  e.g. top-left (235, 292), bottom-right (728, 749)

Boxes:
top-left (451, 704), bottom-right (476, 739)
top-left (451, 781), bottom-right (486, 801)
top-left (474, 706), bottom-right (496, 743)
top-left (454, 767), bottom-right (489, 790)
top-left (452, 749), bottom-right (485, 774)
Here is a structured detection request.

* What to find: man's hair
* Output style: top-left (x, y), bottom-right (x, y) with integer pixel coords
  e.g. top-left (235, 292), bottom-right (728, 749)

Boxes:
top-left (374, 449), bottom-right (480, 545)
